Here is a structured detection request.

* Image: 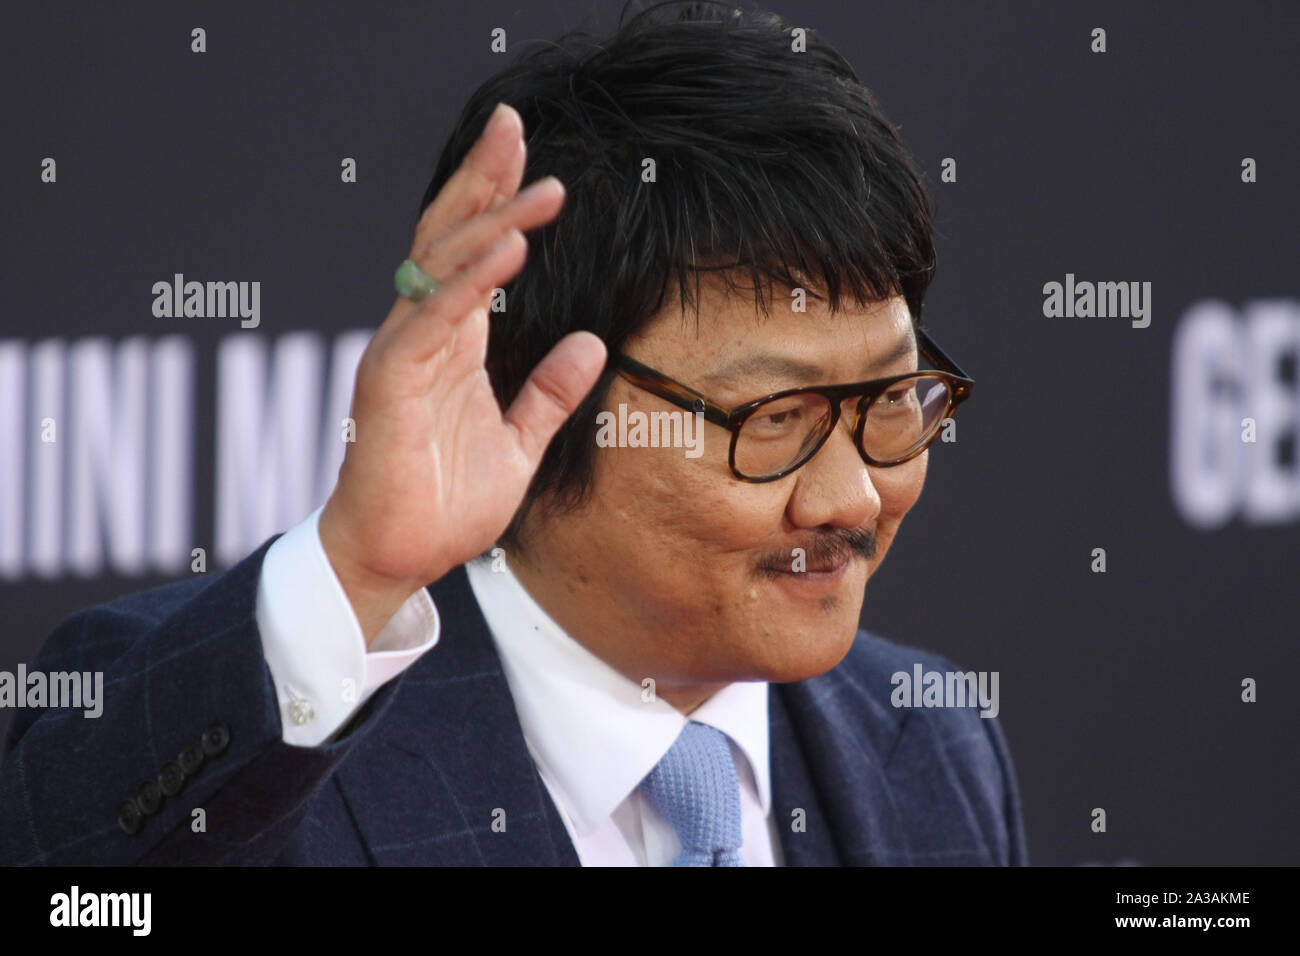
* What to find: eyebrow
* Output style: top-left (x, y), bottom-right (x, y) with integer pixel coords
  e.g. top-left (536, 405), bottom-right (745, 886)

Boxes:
top-left (698, 329), bottom-right (918, 389)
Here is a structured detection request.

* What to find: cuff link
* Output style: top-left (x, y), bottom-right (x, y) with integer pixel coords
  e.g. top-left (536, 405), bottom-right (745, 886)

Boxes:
top-left (285, 685), bottom-right (316, 725)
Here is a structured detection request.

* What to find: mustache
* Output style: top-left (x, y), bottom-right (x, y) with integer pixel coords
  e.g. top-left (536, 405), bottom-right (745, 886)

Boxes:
top-left (754, 527), bottom-right (876, 576)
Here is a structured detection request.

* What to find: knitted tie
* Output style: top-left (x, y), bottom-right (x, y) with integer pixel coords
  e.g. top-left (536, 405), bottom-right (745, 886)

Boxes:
top-left (638, 720), bottom-right (746, 866)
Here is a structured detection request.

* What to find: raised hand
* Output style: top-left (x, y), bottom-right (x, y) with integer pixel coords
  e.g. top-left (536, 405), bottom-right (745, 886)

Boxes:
top-left (318, 103), bottom-right (607, 644)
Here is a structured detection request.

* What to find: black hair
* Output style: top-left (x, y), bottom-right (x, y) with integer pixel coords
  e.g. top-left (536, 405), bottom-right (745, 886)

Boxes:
top-left (418, 0), bottom-right (936, 550)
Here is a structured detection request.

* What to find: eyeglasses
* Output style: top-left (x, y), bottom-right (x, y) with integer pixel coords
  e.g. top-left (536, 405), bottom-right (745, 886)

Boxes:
top-left (614, 328), bottom-right (974, 482)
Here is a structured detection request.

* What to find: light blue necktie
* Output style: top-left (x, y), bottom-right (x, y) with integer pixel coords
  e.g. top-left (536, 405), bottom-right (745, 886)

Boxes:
top-left (638, 720), bottom-right (746, 866)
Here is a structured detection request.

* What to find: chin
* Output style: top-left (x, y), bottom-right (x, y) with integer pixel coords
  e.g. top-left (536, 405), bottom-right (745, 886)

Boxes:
top-left (736, 617), bottom-right (861, 684)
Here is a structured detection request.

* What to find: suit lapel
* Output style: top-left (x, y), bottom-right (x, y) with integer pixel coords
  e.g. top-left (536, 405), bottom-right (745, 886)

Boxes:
top-left (775, 671), bottom-right (911, 866)
top-left (336, 565), bottom-right (579, 866)
top-left (769, 682), bottom-right (840, 865)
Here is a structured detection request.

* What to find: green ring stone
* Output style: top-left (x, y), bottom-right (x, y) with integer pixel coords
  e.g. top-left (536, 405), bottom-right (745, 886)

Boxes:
top-left (394, 259), bottom-right (439, 301)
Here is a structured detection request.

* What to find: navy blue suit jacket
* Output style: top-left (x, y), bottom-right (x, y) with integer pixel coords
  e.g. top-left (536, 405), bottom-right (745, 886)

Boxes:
top-left (0, 538), bottom-right (1027, 865)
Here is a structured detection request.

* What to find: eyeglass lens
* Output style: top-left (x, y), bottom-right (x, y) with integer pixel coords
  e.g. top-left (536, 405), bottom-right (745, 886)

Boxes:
top-left (733, 374), bottom-right (952, 477)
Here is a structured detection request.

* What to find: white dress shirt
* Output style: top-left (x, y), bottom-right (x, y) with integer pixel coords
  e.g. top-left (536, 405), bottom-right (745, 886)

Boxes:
top-left (254, 507), bottom-right (783, 866)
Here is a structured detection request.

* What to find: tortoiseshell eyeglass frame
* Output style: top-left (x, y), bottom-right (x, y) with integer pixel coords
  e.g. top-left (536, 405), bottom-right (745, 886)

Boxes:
top-left (613, 327), bottom-right (975, 482)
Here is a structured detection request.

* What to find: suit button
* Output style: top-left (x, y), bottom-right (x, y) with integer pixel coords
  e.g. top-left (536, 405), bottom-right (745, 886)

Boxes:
top-left (158, 760), bottom-right (185, 796)
top-left (201, 722), bottom-right (230, 756)
top-left (117, 799), bottom-right (143, 835)
top-left (136, 780), bottom-right (163, 815)
top-left (178, 741), bottom-right (205, 775)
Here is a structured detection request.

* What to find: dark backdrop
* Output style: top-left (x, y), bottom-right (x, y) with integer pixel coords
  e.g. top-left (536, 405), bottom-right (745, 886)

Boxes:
top-left (1, 0), bottom-right (1296, 865)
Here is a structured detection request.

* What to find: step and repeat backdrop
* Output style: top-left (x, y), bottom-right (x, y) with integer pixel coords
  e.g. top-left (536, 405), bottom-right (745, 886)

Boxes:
top-left (1, 1), bottom-right (1296, 864)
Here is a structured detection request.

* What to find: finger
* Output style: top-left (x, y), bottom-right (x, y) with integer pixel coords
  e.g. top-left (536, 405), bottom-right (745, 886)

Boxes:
top-left (414, 176), bottom-right (564, 286)
top-left (488, 135), bottom-right (527, 211)
top-left (410, 103), bottom-right (525, 256)
top-left (391, 228), bottom-right (529, 362)
top-left (504, 331), bottom-right (609, 468)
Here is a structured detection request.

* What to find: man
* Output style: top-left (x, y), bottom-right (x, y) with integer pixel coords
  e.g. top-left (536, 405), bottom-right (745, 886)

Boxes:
top-left (0, 0), bottom-right (1026, 866)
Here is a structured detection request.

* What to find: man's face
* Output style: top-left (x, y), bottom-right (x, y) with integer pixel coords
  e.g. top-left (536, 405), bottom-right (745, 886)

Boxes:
top-left (512, 275), bottom-right (928, 703)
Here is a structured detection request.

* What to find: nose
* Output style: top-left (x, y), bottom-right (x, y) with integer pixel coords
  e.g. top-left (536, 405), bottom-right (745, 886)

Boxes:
top-left (784, 404), bottom-right (881, 531)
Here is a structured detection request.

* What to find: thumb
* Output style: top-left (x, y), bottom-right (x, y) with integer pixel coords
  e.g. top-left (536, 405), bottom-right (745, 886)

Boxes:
top-left (504, 331), bottom-right (608, 467)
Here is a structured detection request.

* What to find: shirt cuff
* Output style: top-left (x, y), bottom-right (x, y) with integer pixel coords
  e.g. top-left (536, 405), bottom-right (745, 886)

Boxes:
top-left (255, 506), bottom-right (440, 747)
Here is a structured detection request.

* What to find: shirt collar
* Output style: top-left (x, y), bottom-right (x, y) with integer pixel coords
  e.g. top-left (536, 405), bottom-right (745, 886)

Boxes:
top-left (464, 555), bottom-right (770, 836)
